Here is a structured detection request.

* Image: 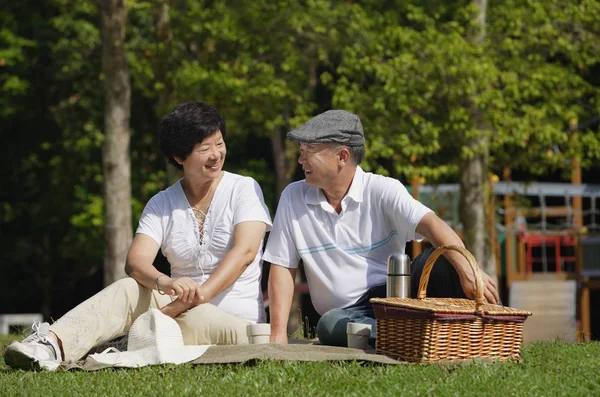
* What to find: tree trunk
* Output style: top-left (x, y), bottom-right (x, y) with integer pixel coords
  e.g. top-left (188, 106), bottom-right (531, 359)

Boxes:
top-left (459, 135), bottom-right (493, 274)
top-left (270, 127), bottom-right (291, 200)
top-left (100, 0), bottom-right (132, 286)
top-left (269, 61), bottom-right (319, 336)
top-left (153, 0), bottom-right (182, 185)
top-left (459, 0), bottom-right (497, 280)
top-left (269, 125), bottom-right (304, 332)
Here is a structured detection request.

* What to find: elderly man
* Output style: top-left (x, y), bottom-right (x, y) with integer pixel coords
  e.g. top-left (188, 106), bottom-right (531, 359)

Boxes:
top-left (263, 109), bottom-right (499, 347)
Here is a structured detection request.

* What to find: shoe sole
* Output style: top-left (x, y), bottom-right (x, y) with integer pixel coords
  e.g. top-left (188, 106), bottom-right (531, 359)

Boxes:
top-left (4, 345), bottom-right (42, 371)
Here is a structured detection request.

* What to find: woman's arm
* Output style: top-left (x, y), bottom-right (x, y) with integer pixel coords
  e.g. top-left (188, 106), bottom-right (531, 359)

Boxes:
top-left (160, 220), bottom-right (267, 318)
top-left (124, 234), bottom-right (163, 289)
top-left (200, 220), bottom-right (267, 299)
top-left (126, 234), bottom-right (203, 305)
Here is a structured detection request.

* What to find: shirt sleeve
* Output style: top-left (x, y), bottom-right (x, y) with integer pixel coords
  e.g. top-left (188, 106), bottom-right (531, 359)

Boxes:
top-left (135, 193), bottom-right (165, 246)
top-left (262, 187), bottom-right (301, 268)
top-left (379, 177), bottom-right (432, 242)
top-left (233, 177), bottom-right (273, 231)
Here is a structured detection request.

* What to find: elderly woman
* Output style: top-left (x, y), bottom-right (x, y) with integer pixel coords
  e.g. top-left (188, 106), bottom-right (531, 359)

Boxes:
top-left (5, 102), bottom-right (272, 370)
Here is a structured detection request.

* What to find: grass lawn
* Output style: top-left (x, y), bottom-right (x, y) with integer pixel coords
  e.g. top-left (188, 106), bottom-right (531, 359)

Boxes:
top-left (1, 334), bottom-right (599, 396)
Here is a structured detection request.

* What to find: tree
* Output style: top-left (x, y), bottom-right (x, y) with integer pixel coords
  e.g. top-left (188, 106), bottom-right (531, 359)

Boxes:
top-left (488, 0), bottom-right (600, 175)
top-left (2, 0), bottom-right (599, 323)
top-left (330, 0), bottom-right (600, 280)
top-left (100, 0), bottom-right (132, 285)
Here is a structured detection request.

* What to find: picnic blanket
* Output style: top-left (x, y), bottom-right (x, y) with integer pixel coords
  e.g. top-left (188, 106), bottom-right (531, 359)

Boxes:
top-left (190, 343), bottom-right (402, 365)
top-left (65, 341), bottom-right (402, 370)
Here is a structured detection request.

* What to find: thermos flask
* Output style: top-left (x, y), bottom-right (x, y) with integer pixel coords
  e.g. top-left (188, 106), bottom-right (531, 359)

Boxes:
top-left (387, 253), bottom-right (411, 298)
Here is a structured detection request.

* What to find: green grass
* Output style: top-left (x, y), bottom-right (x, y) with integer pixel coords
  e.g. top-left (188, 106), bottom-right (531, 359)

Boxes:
top-left (1, 334), bottom-right (599, 397)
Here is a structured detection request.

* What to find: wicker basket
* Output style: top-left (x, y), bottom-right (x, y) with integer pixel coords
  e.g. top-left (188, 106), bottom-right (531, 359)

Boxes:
top-left (370, 245), bottom-right (532, 364)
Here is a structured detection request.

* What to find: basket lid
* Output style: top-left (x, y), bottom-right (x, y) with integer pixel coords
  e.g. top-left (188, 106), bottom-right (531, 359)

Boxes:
top-left (370, 297), bottom-right (532, 316)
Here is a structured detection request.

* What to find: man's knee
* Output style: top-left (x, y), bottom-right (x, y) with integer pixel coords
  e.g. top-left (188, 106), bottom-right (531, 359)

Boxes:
top-left (316, 309), bottom-right (350, 347)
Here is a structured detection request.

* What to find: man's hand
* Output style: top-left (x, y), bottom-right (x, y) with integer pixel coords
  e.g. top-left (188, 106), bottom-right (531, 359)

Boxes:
top-left (458, 269), bottom-right (500, 304)
top-left (415, 213), bottom-right (501, 305)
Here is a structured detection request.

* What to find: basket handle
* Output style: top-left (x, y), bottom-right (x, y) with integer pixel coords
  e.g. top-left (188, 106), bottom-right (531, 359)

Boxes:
top-left (417, 245), bottom-right (485, 309)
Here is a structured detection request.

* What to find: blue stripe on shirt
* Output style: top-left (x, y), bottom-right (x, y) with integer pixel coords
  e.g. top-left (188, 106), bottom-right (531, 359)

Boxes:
top-left (297, 230), bottom-right (398, 255)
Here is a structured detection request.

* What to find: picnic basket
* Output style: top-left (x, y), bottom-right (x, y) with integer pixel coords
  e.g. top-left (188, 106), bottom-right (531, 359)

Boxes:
top-left (370, 245), bottom-right (532, 364)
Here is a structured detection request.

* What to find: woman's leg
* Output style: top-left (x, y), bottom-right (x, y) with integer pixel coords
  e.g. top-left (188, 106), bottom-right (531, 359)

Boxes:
top-left (49, 277), bottom-right (171, 361)
top-left (175, 303), bottom-right (251, 345)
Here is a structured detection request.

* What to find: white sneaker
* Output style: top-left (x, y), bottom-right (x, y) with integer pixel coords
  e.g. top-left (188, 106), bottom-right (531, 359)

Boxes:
top-left (4, 321), bottom-right (62, 371)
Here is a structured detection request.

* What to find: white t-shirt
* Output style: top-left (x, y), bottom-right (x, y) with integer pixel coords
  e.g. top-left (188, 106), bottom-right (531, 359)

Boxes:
top-left (262, 166), bottom-right (432, 315)
top-left (136, 171), bottom-right (273, 323)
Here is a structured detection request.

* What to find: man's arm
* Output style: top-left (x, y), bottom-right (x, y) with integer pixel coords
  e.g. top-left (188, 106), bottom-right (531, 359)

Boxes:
top-left (415, 212), bottom-right (500, 304)
top-left (268, 264), bottom-right (296, 344)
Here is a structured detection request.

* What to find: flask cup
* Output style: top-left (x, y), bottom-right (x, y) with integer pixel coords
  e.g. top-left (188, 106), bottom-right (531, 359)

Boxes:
top-left (387, 253), bottom-right (411, 298)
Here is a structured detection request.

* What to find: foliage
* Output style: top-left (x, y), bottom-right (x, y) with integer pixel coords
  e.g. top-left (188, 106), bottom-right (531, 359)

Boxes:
top-left (490, 0), bottom-right (600, 176)
top-left (0, 0), bottom-right (164, 316)
top-left (1, 0), bottom-right (599, 318)
top-left (330, 0), bottom-right (600, 182)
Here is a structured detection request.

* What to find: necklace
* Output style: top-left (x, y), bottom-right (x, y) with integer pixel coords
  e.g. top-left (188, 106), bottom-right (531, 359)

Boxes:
top-left (192, 207), bottom-right (208, 221)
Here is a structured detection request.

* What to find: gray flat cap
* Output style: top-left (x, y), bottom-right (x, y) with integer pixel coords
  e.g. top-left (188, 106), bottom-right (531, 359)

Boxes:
top-left (287, 110), bottom-right (364, 146)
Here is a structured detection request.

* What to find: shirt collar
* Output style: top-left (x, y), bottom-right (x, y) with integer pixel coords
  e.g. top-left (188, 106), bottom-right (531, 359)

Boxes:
top-left (345, 166), bottom-right (364, 204)
top-left (305, 166), bottom-right (364, 206)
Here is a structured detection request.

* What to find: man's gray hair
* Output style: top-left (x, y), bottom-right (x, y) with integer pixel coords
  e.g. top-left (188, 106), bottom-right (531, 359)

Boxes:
top-left (329, 143), bottom-right (365, 165)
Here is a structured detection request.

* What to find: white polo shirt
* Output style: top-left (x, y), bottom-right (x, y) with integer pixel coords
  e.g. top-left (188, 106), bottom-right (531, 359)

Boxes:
top-left (263, 166), bottom-right (432, 315)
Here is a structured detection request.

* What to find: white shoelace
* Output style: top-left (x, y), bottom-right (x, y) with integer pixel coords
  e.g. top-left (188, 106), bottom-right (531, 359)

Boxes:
top-left (27, 321), bottom-right (49, 343)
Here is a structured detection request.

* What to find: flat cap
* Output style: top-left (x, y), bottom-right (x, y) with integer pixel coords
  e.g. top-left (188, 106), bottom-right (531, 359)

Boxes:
top-left (287, 110), bottom-right (364, 146)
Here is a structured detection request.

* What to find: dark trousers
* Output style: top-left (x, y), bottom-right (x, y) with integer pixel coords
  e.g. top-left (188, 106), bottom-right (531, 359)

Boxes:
top-left (316, 246), bottom-right (466, 347)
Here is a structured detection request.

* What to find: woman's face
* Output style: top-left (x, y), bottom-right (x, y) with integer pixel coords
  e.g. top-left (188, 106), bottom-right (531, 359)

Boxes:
top-left (177, 130), bottom-right (226, 181)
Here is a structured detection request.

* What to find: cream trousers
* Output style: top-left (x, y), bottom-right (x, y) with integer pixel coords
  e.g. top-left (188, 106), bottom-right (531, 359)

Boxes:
top-left (49, 277), bottom-right (251, 361)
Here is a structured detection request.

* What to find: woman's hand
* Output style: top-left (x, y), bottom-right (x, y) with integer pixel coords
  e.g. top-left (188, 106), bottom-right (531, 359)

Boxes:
top-left (160, 293), bottom-right (206, 318)
top-left (159, 276), bottom-right (204, 304)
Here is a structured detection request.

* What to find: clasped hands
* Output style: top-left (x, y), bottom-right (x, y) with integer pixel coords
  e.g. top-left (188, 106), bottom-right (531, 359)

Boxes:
top-left (158, 276), bottom-right (205, 317)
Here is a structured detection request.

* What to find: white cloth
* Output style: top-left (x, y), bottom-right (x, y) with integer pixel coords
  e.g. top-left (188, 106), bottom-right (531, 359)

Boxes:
top-left (262, 166), bottom-right (432, 315)
top-left (85, 309), bottom-right (210, 369)
top-left (136, 172), bottom-right (272, 323)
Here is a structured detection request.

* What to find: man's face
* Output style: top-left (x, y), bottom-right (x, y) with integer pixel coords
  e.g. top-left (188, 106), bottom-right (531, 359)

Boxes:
top-left (298, 143), bottom-right (340, 188)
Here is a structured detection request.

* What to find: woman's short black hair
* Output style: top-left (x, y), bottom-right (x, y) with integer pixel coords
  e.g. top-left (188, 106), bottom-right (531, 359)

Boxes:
top-left (159, 102), bottom-right (227, 169)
